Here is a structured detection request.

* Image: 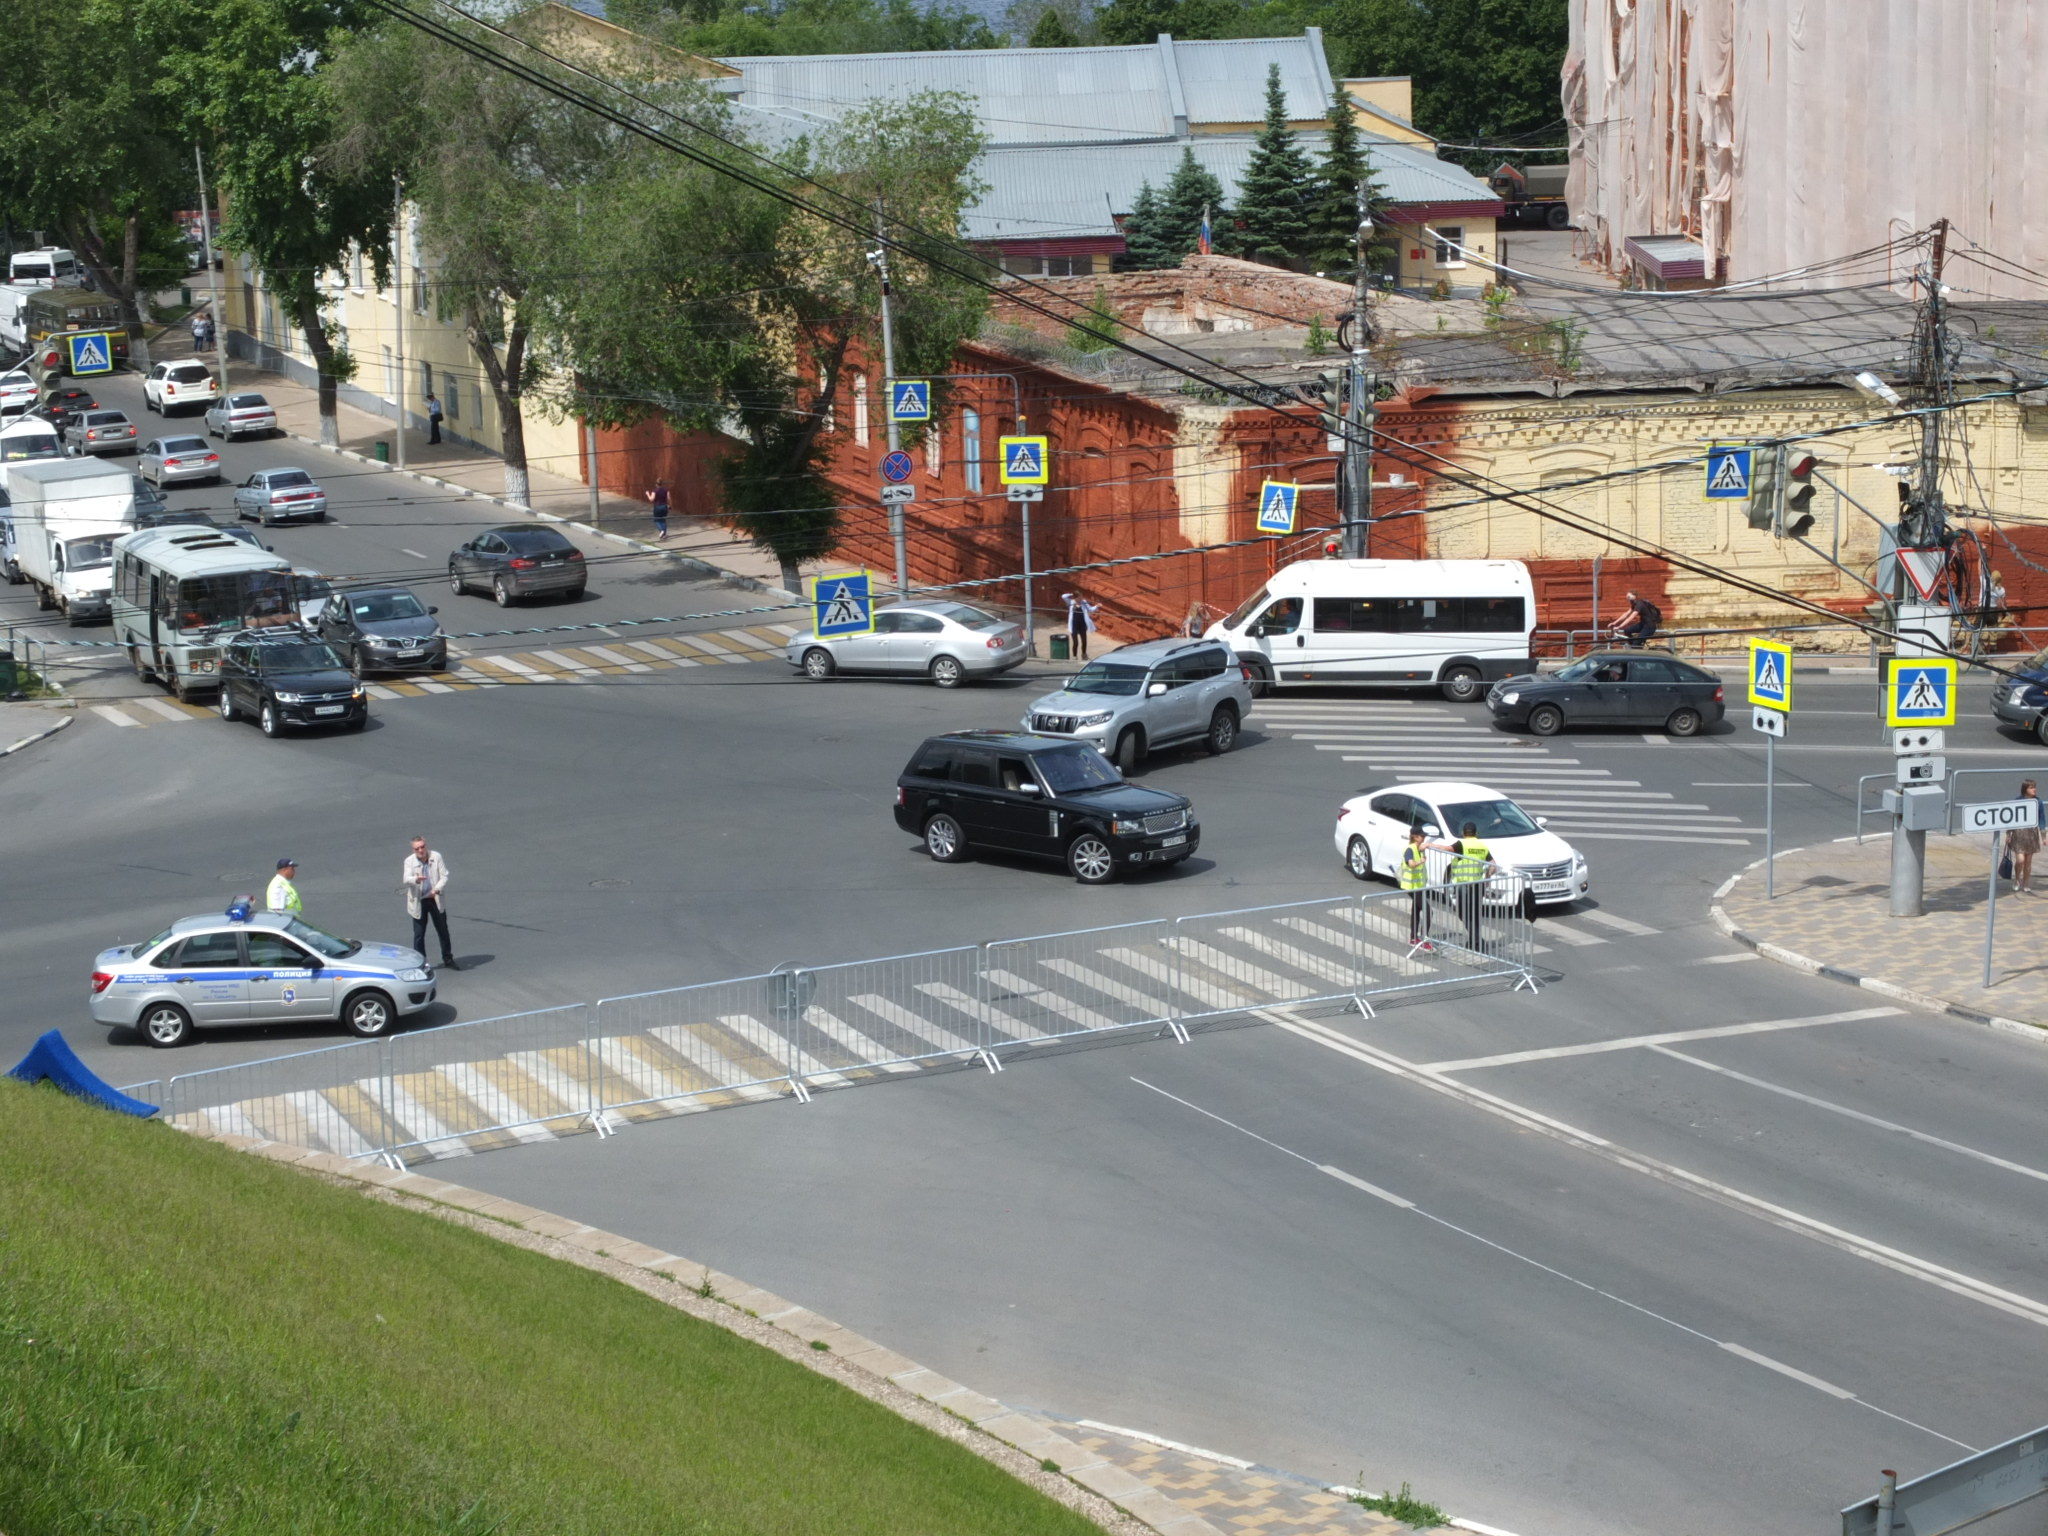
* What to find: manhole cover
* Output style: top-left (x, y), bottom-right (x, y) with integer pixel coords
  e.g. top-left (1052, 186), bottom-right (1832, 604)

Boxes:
top-left (589, 878), bottom-right (632, 889)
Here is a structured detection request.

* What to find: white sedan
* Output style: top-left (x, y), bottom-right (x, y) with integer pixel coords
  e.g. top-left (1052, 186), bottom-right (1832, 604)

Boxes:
top-left (0, 371), bottom-right (36, 415)
top-left (1334, 779), bottom-right (1590, 909)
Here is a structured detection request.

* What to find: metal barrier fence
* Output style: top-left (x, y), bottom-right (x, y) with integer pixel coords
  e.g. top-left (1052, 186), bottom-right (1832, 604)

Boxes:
top-left (148, 886), bottom-right (1538, 1165)
top-left (1855, 766), bottom-right (2044, 842)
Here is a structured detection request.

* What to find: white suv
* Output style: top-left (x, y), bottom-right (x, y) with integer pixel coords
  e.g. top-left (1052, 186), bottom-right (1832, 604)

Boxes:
top-left (143, 360), bottom-right (219, 416)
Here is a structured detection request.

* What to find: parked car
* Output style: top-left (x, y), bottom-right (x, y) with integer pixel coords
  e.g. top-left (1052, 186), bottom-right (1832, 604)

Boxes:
top-left (138, 435), bottom-right (221, 487)
top-left (35, 386), bottom-right (97, 432)
top-left (0, 371), bottom-right (36, 415)
top-left (142, 359), bottom-right (220, 415)
top-left (204, 392), bottom-right (278, 441)
top-left (233, 467), bottom-right (328, 525)
top-left (1022, 637), bottom-right (1253, 769)
top-left (1334, 780), bottom-right (1589, 909)
top-left (894, 729), bottom-right (1199, 885)
top-left (315, 585), bottom-right (449, 676)
top-left (786, 600), bottom-right (1027, 688)
top-left (213, 628), bottom-right (367, 737)
top-left (1989, 648), bottom-right (2048, 745)
top-left (1487, 650), bottom-right (1726, 737)
top-left (61, 408), bottom-right (137, 457)
top-left (89, 898), bottom-right (436, 1047)
top-left (447, 524), bottom-right (586, 605)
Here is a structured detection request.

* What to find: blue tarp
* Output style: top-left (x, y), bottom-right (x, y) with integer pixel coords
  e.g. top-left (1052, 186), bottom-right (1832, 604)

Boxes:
top-left (5, 1029), bottom-right (160, 1117)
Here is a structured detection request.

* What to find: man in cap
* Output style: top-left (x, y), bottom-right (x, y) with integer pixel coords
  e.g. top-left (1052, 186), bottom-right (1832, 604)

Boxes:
top-left (266, 858), bottom-right (302, 916)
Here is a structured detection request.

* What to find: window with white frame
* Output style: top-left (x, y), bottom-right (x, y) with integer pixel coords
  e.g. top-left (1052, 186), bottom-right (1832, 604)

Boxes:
top-left (352, 248), bottom-right (365, 291)
top-left (444, 373), bottom-right (458, 421)
top-left (1432, 226), bottom-right (1466, 267)
top-left (962, 408), bottom-right (982, 493)
top-left (924, 421), bottom-right (941, 475)
top-left (852, 373), bottom-right (869, 446)
top-left (382, 345), bottom-right (395, 397)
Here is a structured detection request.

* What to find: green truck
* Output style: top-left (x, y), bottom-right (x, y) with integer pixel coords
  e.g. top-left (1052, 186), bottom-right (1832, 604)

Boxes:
top-left (21, 286), bottom-right (130, 383)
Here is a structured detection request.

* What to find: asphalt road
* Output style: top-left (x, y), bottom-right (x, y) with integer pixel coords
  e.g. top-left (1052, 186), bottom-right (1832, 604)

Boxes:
top-left (5, 370), bottom-right (2048, 1533)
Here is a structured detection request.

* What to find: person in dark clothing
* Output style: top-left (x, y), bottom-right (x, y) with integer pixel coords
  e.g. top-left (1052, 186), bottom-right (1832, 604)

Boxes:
top-left (1609, 591), bottom-right (1661, 648)
top-left (646, 478), bottom-right (671, 541)
top-left (425, 392), bottom-right (444, 445)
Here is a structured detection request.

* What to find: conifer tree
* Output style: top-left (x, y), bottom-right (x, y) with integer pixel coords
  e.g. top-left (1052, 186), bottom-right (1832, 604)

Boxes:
top-left (1118, 181), bottom-right (1174, 271)
top-left (1027, 6), bottom-right (1079, 46)
top-left (1225, 64), bottom-right (1316, 266)
top-left (1156, 148), bottom-right (1226, 262)
top-left (1306, 82), bottom-right (1392, 276)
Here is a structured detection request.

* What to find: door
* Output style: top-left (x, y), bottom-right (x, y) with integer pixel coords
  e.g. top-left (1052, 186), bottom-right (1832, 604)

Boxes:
top-left (1619, 657), bottom-right (1682, 725)
top-left (979, 753), bottom-right (1057, 853)
top-left (159, 931), bottom-right (250, 1023)
top-left (946, 749), bottom-right (1009, 845)
top-left (1247, 597), bottom-right (1305, 671)
top-left (883, 612), bottom-right (945, 673)
top-left (245, 930), bottom-right (336, 1023)
top-left (834, 608), bottom-right (900, 672)
top-left (1144, 657), bottom-right (1207, 743)
top-left (1577, 658), bottom-right (1632, 723)
top-left (1365, 792), bottom-right (1419, 871)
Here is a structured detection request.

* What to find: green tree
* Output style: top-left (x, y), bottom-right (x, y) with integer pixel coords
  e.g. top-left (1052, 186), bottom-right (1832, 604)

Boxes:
top-left (1027, 6), bottom-right (1080, 46)
top-left (1117, 181), bottom-right (1174, 271)
top-left (1225, 63), bottom-right (1316, 265)
top-left (1304, 82), bottom-right (1392, 275)
top-left (1155, 149), bottom-right (1226, 264)
top-left (627, 0), bottom-right (1004, 57)
top-left (146, 0), bottom-right (395, 447)
top-left (1095, 0), bottom-right (1247, 44)
top-left (1063, 286), bottom-right (1121, 352)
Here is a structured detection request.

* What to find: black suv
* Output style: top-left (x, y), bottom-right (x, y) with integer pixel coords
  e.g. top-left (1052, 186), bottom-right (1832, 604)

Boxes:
top-left (215, 628), bottom-right (367, 737)
top-left (895, 730), bottom-right (1199, 884)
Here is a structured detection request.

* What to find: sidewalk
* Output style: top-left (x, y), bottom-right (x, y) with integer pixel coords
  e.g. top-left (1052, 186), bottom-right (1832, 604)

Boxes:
top-left (1715, 836), bottom-right (2048, 1033)
top-left (0, 701), bottom-right (71, 759)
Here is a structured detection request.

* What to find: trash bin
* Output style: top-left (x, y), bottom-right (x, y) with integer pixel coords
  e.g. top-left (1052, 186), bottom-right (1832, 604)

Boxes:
top-left (180, 286), bottom-right (192, 307)
top-left (373, 440), bottom-right (389, 463)
top-left (1049, 633), bottom-right (1069, 662)
top-left (0, 648), bottom-right (17, 698)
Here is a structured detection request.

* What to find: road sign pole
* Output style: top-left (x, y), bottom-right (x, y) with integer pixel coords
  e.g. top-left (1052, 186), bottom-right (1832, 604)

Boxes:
top-left (1985, 829), bottom-right (2000, 989)
top-left (873, 207), bottom-right (907, 598)
top-left (1766, 732), bottom-right (1776, 900)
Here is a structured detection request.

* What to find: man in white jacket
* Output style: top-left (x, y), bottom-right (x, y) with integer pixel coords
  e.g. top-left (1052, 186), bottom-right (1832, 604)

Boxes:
top-left (402, 836), bottom-right (458, 970)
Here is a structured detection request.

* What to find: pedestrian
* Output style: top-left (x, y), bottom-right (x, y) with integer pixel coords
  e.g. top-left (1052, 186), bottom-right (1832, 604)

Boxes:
top-left (425, 392), bottom-right (444, 445)
top-left (1061, 591), bottom-right (1099, 661)
top-left (1450, 821), bottom-right (1493, 951)
top-left (1608, 590), bottom-right (1661, 648)
top-left (1400, 825), bottom-right (1443, 952)
top-left (646, 478), bottom-right (671, 541)
top-left (190, 311), bottom-right (209, 351)
top-left (402, 835), bottom-right (459, 969)
top-left (266, 857), bottom-right (302, 916)
top-left (2006, 779), bottom-right (2042, 894)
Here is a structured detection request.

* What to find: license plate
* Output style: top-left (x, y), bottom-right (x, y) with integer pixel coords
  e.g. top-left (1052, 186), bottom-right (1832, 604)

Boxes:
top-left (314, 705), bottom-right (344, 716)
top-left (1536, 882), bottom-right (1569, 893)
top-left (1160, 833), bottom-right (1187, 847)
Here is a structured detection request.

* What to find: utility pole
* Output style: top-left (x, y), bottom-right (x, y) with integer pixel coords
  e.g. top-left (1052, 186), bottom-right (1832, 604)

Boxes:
top-left (391, 176), bottom-right (407, 472)
top-left (871, 205), bottom-right (907, 597)
top-left (1340, 183), bottom-right (1377, 558)
top-left (193, 146), bottom-right (226, 388)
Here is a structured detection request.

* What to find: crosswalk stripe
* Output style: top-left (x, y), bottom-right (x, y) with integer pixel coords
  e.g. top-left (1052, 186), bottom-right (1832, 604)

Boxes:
top-left (800, 1006), bottom-right (925, 1072)
top-left (1104, 945), bottom-right (1254, 1011)
top-left (383, 1080), bottom-right (467, 1153)
top-left (1294, 728), bottom-right (1512, 739)
top-left (193, 1100), bottom-right (267, 1141)
top-left (472, 652), bottom-right (541, 676)
top-left (765, 623), bottom-right (800, 637)
top-left (556, 646), bottom-right (622, 671)
top-left (135, 696), bottom-right (194, 722)
top-left (1168, 939), bottom-right (1316, 1002)
top-left (575, 644), bottom-right (639, 668)
top-left (678, 633), bottom-right (738, 655)
top-left (1560, 830), bottom-right (1755, 845)
top-left (417, 681), bottom-right (455, 693)
top-left (741, 626), bottom-right (791, 648)
top-left (392, 1070), bottom-right (499, 1141)
top-left (1341, 756), bottom-right (1586, 767)
top-left (1545, 817), bottom-right (1762, 833)
top-left (718, 1012), bottom-right (845, 1082)
top-left (91, 704), bottom-right (139, 727)
top-left (845, 993), bottom-right (977, 1056)
top-left (640, 1028), bottom-right (783, 1099)
top-left (385, 682), bottom-right (428, 697)
top-left (1534, 921), bottom-right (1607, 947)
top-left (426, 1066), bottom-right (570, 1142)
top-left (981, 967), bottom-right (1127, 1035)
top-left (363, 683), bottom-right (400, 699)
top-left (601, 1034), bottom-right (716, 1104)
top-left (1041, 956), bottom-right (1178, 1019)
top-left (319, 1082), bottom-right (410, 1150)
top-left (1574, 909), bottom-right (1661, 936)
top-left (467, 1055), bottom-right (580, 1126)
top-left (284, 1089), bottom-right (376, 1157)
top-left (1218, 926), bottom-right (1360, 987)
top-left (532, 648), bottom-right (597, 673)
top-left (915, 980), bottom-right (1056, 1043)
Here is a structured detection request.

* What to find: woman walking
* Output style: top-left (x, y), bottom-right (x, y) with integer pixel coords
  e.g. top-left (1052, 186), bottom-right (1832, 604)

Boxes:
top-left (1061, 591), bottom-right (1099, 661)
top-left (646, 478), bottom-right (671, 541)
top-left (2007, 778), bottom-right (2042, 893)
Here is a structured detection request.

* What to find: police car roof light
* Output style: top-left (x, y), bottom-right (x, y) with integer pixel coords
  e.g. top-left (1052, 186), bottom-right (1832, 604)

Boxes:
top-left (226, 896), bottom-right (253, 923)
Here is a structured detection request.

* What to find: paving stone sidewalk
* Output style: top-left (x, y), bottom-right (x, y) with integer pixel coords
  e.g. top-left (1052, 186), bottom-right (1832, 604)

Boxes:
top-left (1716, 835), bottom-right (2048, 1031)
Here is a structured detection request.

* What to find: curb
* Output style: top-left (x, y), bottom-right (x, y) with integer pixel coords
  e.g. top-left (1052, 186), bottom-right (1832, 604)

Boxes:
top-left (1709, 845), bottom-right (2045, 1043)
top-left (0, 712), bottom-right (71, 758)
top-left (282, 429), bottom-right (802, 604)
top-left (182, 1126), bottom-right (1217, 1536)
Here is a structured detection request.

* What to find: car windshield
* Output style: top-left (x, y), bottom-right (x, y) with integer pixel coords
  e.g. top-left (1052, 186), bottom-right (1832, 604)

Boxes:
top-left (929, 602), bottom-right (1006, 631)
top-left (135, 925), bottom-right (177, 958)
top-left (285, 917), bottom-right (359, 959)
top-left (354, 590), bottom-right (427, 622)
top-left (257, 642), bottom-right (342, 672)
top-left (1439, 799), bottom-right (1542, 840)
top-left (1036, 746), bottom-right (1124, 793)
top-left (1066, 662), bottom-right (1148, 697)
top-left (1552, 656), bottom-right (1604, 681)
top-left (1224, 585), bottom-right (1271, 629)
top-left (2021, 649), bottom-right (2048, 674)
top-left (162, 437), bottom-right (208, 454)
top-left (0, 431), bottom-right (58, 461)
top-left (64, 536), bottom-right (113, 571)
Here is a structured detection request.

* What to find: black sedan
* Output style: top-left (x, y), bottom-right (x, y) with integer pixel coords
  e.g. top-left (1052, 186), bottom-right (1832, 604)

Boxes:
top-left (316, 585), bottom-right (450, 676)
top-left (1488, 651), bottom-right (1726, 737)
top-left (1989, 648), bottom-right (2048, 745)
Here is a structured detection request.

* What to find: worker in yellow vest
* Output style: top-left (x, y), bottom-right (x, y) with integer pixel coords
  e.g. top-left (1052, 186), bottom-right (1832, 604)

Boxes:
top-left (1450, 822), bottom-right (1493, 951)
top-left (1400, 825), bottom-right (1450, 952)
top-left (266, 857), bottom-right (303, 916)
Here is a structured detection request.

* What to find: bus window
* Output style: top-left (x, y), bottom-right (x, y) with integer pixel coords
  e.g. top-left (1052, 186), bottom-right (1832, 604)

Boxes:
top-left (1251, 597), bottom-right (1303, 636)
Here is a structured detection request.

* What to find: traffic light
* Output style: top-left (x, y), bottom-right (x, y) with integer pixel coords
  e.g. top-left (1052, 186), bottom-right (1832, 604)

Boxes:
top-left (1782, 453), bottom-right (1818, 538)
top-left (1746, 445), bottom-right (1782, 531)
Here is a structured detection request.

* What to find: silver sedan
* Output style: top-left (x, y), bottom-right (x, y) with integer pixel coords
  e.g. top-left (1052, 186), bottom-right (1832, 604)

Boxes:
top-left (785, 601), bottom-right (1028, 688)
top-left (234, 467), bottom-right (328, 525)
top-left (138, 434), bottom-right (222, 487)
top-left (62, 409), bottom-right (138, 456)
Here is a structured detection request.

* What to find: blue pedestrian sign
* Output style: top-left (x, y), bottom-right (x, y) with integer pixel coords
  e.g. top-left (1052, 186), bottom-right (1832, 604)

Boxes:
top-left (999, 435), bottom-right (1049, 486)
top-left (66, 331), bottom-right (114, 376)
top-left (1704, 445), bottom-right (1752, 499)
top-left (1885, 657), bottom-right (1956, 727)
top-left (808, 570), bottom-right (875, 639)
top-left (889, 380), bottom-right (930, 422)
top-left (1747, 637), bottom-right (1792, 710)
top-left (1255, 480), bottom-right (1300, 535)
top-left (880, 449), bottom-right (914, 483)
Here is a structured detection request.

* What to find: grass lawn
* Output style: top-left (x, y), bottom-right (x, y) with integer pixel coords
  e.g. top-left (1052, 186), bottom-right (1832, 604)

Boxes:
top-left (0, 1081), bottom-right (1107, 1536)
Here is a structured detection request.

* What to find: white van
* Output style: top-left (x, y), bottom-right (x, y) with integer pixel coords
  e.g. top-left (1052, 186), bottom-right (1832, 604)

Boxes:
top-left (1206, 558), bottom-right (1536, 702)
top-left (9, 248), bottom-right (80, 288)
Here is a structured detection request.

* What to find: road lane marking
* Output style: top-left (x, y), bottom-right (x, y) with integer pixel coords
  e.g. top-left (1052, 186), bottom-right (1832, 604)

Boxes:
top-left (1072, 1421), bottom-right (1256, 1469)
top-left (401, 548), bottom-right (427, 559)
top-left (1276, 1015), bottom-right (2048, 1333)
top-left (1130, 1070), bottom-right (1976, 1450)
top-left (472, 652), bottom-right (541, 676)
top-left (1532, 922), bottom-right (1605, 947)
top-left (136, 697), bottom-right (194, 722)
top-left (1421, 1008), bottom-right (1898, 1071)
top-left (531, 649), bottom-right (596, 673)
top-left (363, 683), bottom-right (400, 700)
top-left (90, 705), bottom-right (138, 727)
top-left (1547, 831), bottom-right (1755, 845)
top-left (1652, 1045), bottom-right (2048, 1184)
top-left (1692, 781), bottom-right (1827, 788)
top-left (1576, 910), bottom-right (1660, 936)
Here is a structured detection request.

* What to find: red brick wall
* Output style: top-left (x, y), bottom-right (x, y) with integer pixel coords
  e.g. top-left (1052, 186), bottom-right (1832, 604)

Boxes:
top-left (988, 255), bottom-right (1354, 342)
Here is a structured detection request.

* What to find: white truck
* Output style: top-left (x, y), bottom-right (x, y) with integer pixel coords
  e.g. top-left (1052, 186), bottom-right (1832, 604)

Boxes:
top-left (0, 284), bottom-right (33, 351)
top-left (6, 458), bottom-right (136, 623)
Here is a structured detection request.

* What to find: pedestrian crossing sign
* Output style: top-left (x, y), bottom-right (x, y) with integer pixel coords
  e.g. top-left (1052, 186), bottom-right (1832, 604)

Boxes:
top-left (807, 569), bottom-right (875, 639)
top-left (1885, 656), bottom-right (1956, 727)
top-left (1705, 445), bottom-right (1752, 499)
top-left (999, 435), bottom-right (1049, 486)
top-left (889, 380), bottom-right (930, 421)
top-left (66, 331), bottom-right (114, 376)
top-left (1747, 637), bottom-right (1792, 710)
top-left (1255, 480), bottom-right (1300, 535)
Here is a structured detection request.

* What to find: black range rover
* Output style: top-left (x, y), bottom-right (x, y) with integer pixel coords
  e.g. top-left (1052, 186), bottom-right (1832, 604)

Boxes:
top-left (895, 730), bottom-right (1200, 884)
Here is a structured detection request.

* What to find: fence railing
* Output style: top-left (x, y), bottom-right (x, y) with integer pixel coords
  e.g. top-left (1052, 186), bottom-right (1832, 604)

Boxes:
top-left (1853, 766), bottom-right (2046, 843)
top-left (154, 883), bottom-right (1538, 1165)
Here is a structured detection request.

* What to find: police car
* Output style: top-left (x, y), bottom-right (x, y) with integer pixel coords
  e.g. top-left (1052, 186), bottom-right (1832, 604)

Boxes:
top-left (90, 898), bottom-right (438, 1047)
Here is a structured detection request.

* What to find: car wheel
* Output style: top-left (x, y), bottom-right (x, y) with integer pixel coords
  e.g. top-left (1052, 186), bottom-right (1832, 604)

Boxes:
top-left (260, 510), bottom-right (276, 528)
top-left (342, 989), bottom-right (396, 1038)
top-left (216, 687), bottom-right (237, 722)
top-left (347, 649), bottom-right (367, 680)
top-left (1526, 703), bottom-right (1564, 737)
top-left (1067, 833), bottom-right (1117, 885)
top-left (1114, 727), bottom-right (1146, 772)
top-left (563, 585), bottom-right (585, 602)
top-left (1205, 705), bottom-right (1238, 755)
top-left (929, 654), bottom-right (965, 688)
top-left (1546, 202), bottom-right (1572, 231)
top-left (448, 565), bottom-right (465, 595)
top-left (140, 1001), bottom-right (193, 1048)
top-left (259, 700), bottom-right (282, 738)
top-left (801, 647), bottom-right (836, 680)
top-left (1665, 706), bottom-right (1704, 738)
top-left (2035, 714), bottom-right (2048, 748)
top-left (923, 813), bottom-right (968, 863)
top-left (1440, 665), bottom-right (1483, 703)
top-left (493, 578), bottom-right (514, 608)
top-left (34, 583), bottom-right (54, 611)
top-left (130, 646), bottom-right (154, 683)
top-left (1245, 658), bottom-right (1275, 698)
top-left (1346, 835), bottom-right (1373, 881)
top-left (346, 713), bottom-right (367, 732)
